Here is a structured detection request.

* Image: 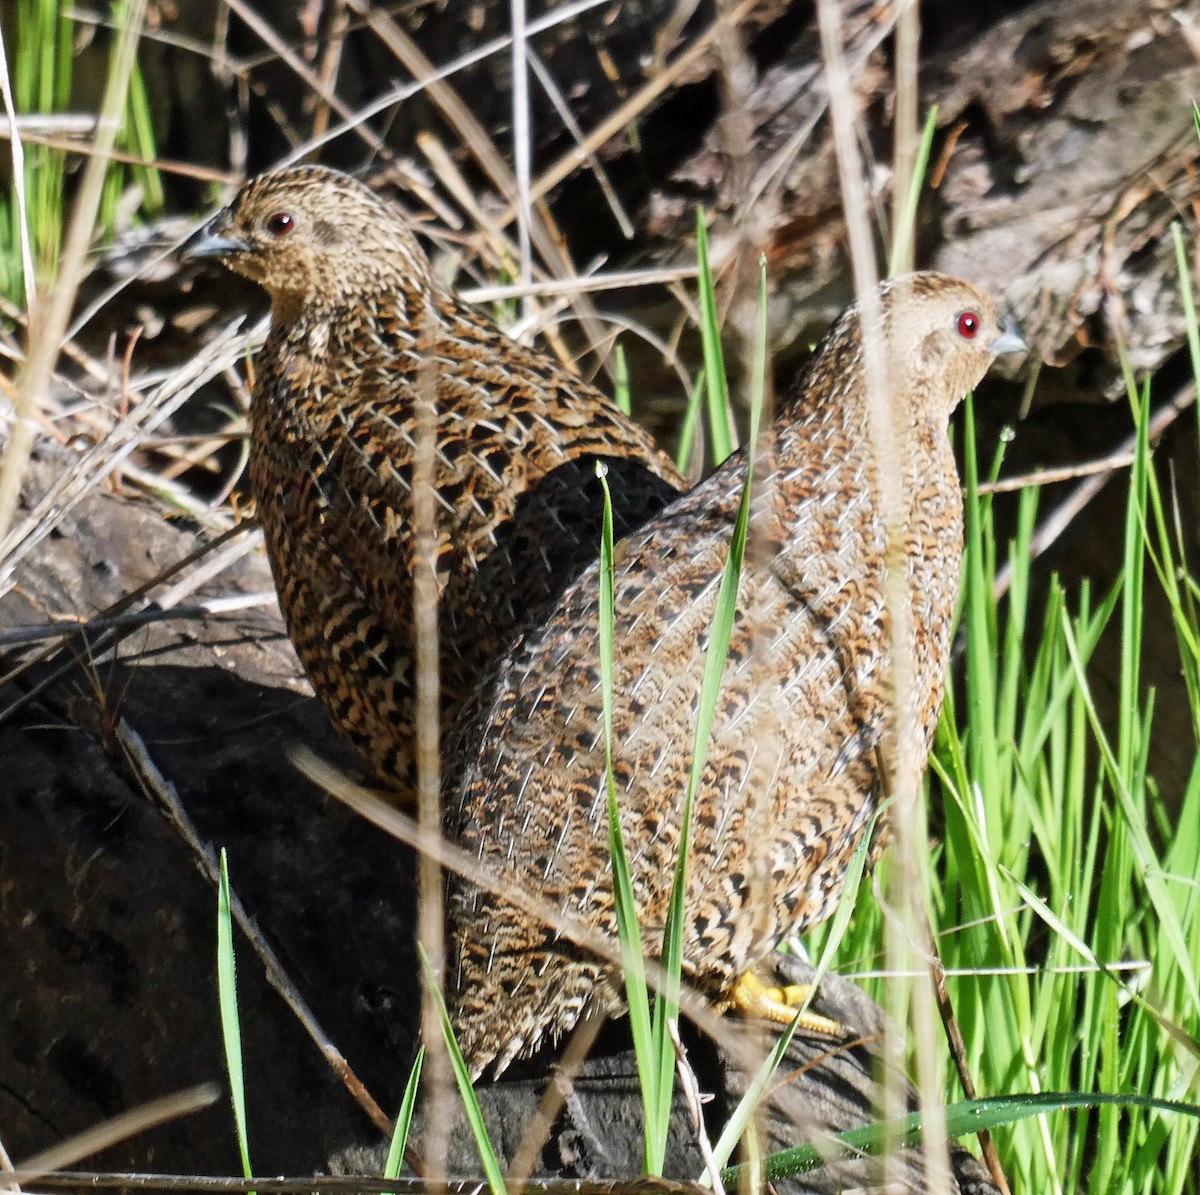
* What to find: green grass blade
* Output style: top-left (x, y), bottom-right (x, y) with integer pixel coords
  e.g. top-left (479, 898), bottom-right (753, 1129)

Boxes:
top-left (595, 462), bottom-right (661, 1172)
top-left (887, 104), bottom-right (939, 278)
top-left (217, 850), bottom-right (253, 1184)
top-left (1174, 218), bottom-right (1200, 499)
top-left (417, 946), bottom-right (507, 1195)
top-left (613, 341), bottom-right (632, 416)
top-left (704, 1000), bottom-right (804, 1180)
top-left (695, 209), bottom-right (735, 464)
top-left (651, 254), bottom-right (770, 1164)
top-left (724, 1092), bottom-right (1200, 1186)
top-left (674, 372), bottom-right (705, 474)
top-left (1057, 612), bottom-right (1200, 1014)
top-left (1006, 870), bottom-right (1199, 1062)
top-left (806, 804), bottom-right (881, 990)
top-left (382, 1048), bottom-right (424, 1183)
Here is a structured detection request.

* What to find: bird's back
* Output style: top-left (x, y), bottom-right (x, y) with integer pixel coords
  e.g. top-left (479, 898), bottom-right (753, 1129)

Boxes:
top-left (250, 283), bottom-right (685, 795)
top-left (446, 387), bottom-right (964, 1076)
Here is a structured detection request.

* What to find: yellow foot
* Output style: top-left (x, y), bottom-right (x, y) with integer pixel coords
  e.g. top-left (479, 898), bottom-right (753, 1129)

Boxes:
top-left (727, 970), bottom-right (843, 1037)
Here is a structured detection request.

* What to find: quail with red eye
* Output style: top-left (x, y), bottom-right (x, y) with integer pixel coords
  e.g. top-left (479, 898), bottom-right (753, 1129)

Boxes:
top-left (445, 272), bottom-right (1025, 1078)
top-left (185, 165), bottom-right (686, 801)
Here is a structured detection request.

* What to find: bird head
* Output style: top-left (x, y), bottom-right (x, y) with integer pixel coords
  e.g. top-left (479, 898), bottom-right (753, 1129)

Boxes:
top-left (787, 272), bottom-right (1025, 431)
top-left (874, 272), bottom-right (1026, 422)
top-left (184, 165), bottom-right (434, 320)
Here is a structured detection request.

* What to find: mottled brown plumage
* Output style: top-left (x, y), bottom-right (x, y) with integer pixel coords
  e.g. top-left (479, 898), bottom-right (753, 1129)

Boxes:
top-left (187, 166), bottom-right (685, 795)
top-left (446, 273), bottom-right (1025, 1077)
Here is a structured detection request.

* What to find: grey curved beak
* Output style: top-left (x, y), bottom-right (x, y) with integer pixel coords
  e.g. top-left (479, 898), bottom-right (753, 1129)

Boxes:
top-left (182, 212), bottom-right (251, 260)
top-left (989, 315), bottom-right (1027, 356)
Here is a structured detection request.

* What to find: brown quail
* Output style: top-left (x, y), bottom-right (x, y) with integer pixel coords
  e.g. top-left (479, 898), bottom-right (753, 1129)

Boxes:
top-left (445, 272), bottom-right (1026, 1077)
top-left (185, 166), bottom-right (685, 796)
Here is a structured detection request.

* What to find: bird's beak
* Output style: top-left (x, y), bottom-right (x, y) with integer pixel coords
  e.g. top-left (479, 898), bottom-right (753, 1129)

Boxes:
top-left (182, 211), bottom-right (251, 260)
top-left (989, 315), bottom-right (1027, 357)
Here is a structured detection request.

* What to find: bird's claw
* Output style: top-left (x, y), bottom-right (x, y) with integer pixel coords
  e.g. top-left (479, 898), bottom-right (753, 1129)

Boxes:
top-left (727, 970), bottom-right (844, 1037)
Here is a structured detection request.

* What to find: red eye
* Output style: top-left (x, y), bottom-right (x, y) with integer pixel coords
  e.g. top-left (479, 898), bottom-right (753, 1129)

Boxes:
top-left (265, 211), bottom-right (294, 237)
top-left (957, 310), bottom-right (980, 339)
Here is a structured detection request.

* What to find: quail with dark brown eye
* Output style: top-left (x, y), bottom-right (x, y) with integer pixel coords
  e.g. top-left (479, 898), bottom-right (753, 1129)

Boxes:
top-left (180, 164), bottom-right (685, 805)
top-left (446, 272), bottom-right (1027, 1079)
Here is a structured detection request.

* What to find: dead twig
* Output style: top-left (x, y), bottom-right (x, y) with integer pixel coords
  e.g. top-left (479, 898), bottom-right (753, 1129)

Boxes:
top-left (114, 721), bottom-right (396, 1144)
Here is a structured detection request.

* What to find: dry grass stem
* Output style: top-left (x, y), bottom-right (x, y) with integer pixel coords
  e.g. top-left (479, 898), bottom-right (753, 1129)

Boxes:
top-left (10, 1086), bottom-right (219, 1185)
top-left (503, 1010), bottom-right (606, 1191)
top-left (310, 0), bottom-right (352, 142)
top-left (114, 721), bottom-right (394, 1139)
top-left (891, 0), bottom-right (919, 275)
top-left (978, 454), bottom-right (1138, 494)
top-left (0, 518), bottom-right (257, 725)
top-left (222, 0), bottom-right (388, 159)
top-left (296, 0), bottom-right (611, 164)
top-left (509, 0), bottom-right (762, 219)
top-left (669, 1019), bottom-right (725, 1195)
top-left (0, 129), bottom-right (238, 183)
top-left (360, 15), bottom-right (616, 365)
top-left (511, 0), bottom-right (534, 307)
top-left (0, 0), bottom-right (148, 544)
top-left (526, 49), bottom-right (634, 239)
top-left (413, 310), bottom-right (449, 1182)
top-left (461, 263), bottom-right (699, 304)
top-left (0, 317), bottom-right (258, 597)
top-left (814, 1), bottom-right (950, 1189)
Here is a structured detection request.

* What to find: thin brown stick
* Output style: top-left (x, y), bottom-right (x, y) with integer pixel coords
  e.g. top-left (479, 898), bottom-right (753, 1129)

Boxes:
top-left (355, 3), bottom-right (614, 364)
top-left (461, 263), bottom-right (699, 304)
top-left (12, 1087), bottom-right (219, 1184)
top-left (0, 128), bottom-right (237, 182)
top-left (977, 453), bottom-right (1138, 494)
top-left (526, 49), bottom-right (634, 239)
top-left (504, 1010), bottom-right (607, 1192)
top-left (291, 0), bottom-right (611, 166)
top-left (413, 132), bottom-right (520, 271)
top-left (0, 594), bottom-right (275, 649)
top-left (0, 318), bottom-right (257, 595)
top-left (351, 2), bottom-right (513, 198)
top-left (0, 520), bottom-right (255, 721)
top-left (222, 0), bottom-right (389, 159)
top-left (505, 0), bottom-right (762, 220)
top-left (310, 0), bottom-right (352, 142)
top-left (114, 721), bottom-right (395, 1141)
top-left (293, 750), bottom-right (835, 1145)
top-left (670, 1019), bottom-right (726, 1195)
top-left (925, 921), bottom-right (1011, 1195)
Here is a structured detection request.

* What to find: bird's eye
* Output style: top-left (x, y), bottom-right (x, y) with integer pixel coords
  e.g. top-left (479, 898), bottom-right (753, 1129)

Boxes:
top-left (956, 310), bottom-right (980, 339)
top-left (265, 211), bottom-right (294, 237)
